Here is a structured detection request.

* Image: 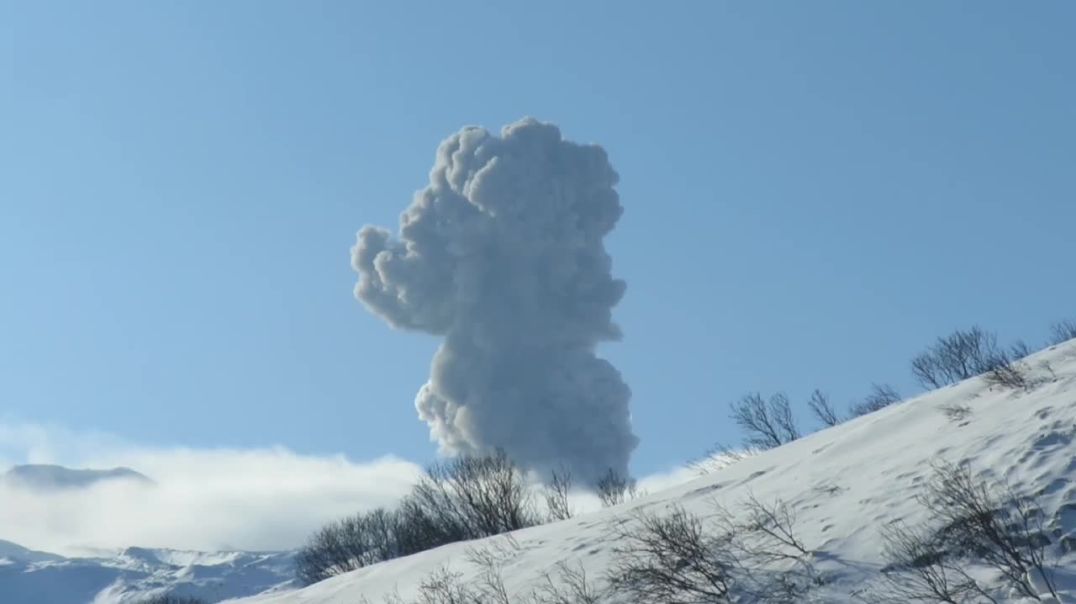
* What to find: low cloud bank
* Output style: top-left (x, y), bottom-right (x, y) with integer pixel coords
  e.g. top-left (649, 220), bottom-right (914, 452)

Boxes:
top-left (0, 421), bottom-right (699, 557)
top-left (0, 421), bottom-right (422, 556)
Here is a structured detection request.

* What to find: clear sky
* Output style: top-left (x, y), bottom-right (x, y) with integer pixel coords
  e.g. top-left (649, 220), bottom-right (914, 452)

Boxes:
top-left (3, 1), bottom-right (1075, 478)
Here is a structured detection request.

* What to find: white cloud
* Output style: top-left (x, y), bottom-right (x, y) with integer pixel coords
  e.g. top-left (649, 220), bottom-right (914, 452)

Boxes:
top-left (0, 421), bottom-right (703, 558)
top-left (0, 420), bottom-right (423, 556)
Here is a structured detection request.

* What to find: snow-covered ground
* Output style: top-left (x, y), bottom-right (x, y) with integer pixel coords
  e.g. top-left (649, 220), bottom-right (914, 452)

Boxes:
top-left (0, 541), bottom-right (295, 602)
top-left (233, 340), bottom-right (1076, 603)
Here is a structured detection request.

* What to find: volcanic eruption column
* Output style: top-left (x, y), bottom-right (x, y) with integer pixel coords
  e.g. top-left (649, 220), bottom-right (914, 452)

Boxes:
top-left (352, 118), bottom-right (638, 483)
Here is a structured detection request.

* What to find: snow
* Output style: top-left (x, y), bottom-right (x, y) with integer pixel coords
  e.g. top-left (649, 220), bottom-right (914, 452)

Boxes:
top-left (231, 340), bottom-right (1076, 603)
top-left (0, 544), bottom-right (295, 603)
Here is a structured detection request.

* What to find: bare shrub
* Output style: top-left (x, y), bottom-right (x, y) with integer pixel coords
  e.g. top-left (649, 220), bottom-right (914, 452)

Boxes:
top-left (688, 443), bottom-right (759, 476)
top-left (1049, 319), bottom-right (1076, 345)
top-left (849, 383), bottom-right (901, 417)
top-left (391, 549), bottom-right (607, 604)
top-left (406, 450), bottom-right (538, 545)
top-left (608, 497), bottom-right (817, 603)
top-left (608, 506), bottom-right (737, 602)
top-left (923, 462), bottom-right (1057, 600)
top-left (879, 521), bottom-right (995, 603)
top-left (529, 561), bottom-right (606, 604)
top-left (983, 357), bottom-right (1032, 392)
top-left (730, 392), bottom-right (800, 449)
top-left (878, 462), bottom-right (1059, 602)
top-left (717, 495), bottom-right (820, 600)
top-left (296, 508), bottom-right (403, 584)
top-left (1008, 339), bottom-right (1031, 360)
top-left (807, 389), bottom-right (841, 428)
top-left (415, 567), bottom-right (494, 604)
top-left (544, 466), bottom-right (574, 521)
top-left (138, 597), bottom-right (207, 604)
top-left (938, 403), bottom-right (971, 423)
top-left (596, 468), bottom-right (637, 507)
top-left (298, 451), bottom-right (539, 585)
top-left (910, 327), bottom-right (1006, 389)
top-left (736, 494), bottom-right (811, 561)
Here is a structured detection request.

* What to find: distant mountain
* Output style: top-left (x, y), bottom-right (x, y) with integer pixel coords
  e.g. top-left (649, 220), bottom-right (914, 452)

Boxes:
top-left (3, 464), bottom-right (153, 491)
top-left (0, 542), bottom-right (296, 603)
top-left (0, 539), bottom-right (64, 564)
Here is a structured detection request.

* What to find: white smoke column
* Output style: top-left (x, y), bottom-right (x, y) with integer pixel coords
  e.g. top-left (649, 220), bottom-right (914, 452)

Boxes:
top-left (352, 118), bottom-right (638, 484)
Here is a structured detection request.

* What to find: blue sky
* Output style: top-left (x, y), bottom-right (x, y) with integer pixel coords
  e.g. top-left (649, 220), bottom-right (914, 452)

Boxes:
top-left (2, 1), bottom-right (1075, 478)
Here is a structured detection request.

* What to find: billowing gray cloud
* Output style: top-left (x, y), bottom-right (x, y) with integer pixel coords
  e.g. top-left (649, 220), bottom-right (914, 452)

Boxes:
top-left (352, 118), bottom-right (637, 483)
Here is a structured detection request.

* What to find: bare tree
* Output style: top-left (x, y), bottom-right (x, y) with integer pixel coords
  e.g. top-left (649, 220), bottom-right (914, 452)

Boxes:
top-left (911, 353), bottom-right (944, 390)
top-left (807, 389), bottom-right (841, 427)
top-left (1049, 319), bottom-right (1076, 345)
top-left (849, 383), bottom-right (901, 417)
top-left (596, 468), bottom-right (637, 507)
top-left (730, 392), bottom-right (800, 449)
top-left (544, 466), bottom-right (574, 521)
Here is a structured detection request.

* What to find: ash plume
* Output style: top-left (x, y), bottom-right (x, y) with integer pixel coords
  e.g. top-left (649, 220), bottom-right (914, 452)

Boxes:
top-left (351, 118), bottom-right (637, 483)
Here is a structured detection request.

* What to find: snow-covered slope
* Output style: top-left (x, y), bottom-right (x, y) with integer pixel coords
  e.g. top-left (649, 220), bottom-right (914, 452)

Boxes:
top-left (0, 544), bottom-right (295, 603)
top-left (235, 340), bottom-right (1076, 603)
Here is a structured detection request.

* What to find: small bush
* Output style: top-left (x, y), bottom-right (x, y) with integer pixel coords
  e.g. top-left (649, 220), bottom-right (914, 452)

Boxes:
top-left (364, 547), bottom-right (607, 604)
top-left (596, 468), bottom-right (637, 507)
top-left (910, 326), bottom-right (1008, 389)
top-left (1008, 339), bottom-right (1031, 360)
top-left (1050, 319), bottom-right (1076, 345)
top-left (938, 403), bottom-right (971, 423)
top-left (607, 496), bottom-right (817, 603)
top-left (688, 443), bottom-right (759, 476)
top-left (983, 357), bottom-right (1032, 391)
top-left (298, 450), bottom-right (539, 585)
top-left (544, 466), bottom-right (574, 521)
top-left (296, 507), bottom-right (404, 585)
top-left (138, 596), bottom-right (207, 604)
top-left (849, 383), bottom-right (901, 417)
top-left (608, 506), bottom-right (737, 602)
top-left (879, 521), bottom-right (993, 603)
top-left (408, 450), bottom-right (539, 541)
top-left (530, 561), bottom-right (606, 604)
top-left (878, 462), bottom-right (1059, 602)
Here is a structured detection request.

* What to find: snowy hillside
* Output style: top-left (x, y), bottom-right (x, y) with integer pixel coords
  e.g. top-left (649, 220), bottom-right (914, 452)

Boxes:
top-left (235, 340), bottom-right (1076, 603)
top-left (0, 543), bottom-right (295, 603)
